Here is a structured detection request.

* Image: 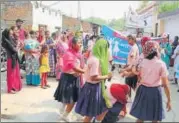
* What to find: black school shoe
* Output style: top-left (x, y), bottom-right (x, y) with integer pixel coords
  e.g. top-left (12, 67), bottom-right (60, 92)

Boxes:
top-left (177, 89), bottom-right (179, 92)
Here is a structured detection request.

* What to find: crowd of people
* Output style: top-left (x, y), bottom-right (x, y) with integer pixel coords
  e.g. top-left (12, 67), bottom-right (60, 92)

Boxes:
top-left (1, 18), bottom-right (179, 123)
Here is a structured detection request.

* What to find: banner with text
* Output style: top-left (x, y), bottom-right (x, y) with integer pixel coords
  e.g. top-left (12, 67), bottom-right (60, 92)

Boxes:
top-left (101, 25), bottom-right (131, 65)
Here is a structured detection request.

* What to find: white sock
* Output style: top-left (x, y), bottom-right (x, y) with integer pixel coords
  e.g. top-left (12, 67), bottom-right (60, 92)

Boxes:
top-left (91, 117), bottom-right (95, 122)
top-left (62, 111), bottom-right (69, 117)
top-left (95, 119), bottom-right (101, 122)
top-left (59, 103), bottom-right (66, 111)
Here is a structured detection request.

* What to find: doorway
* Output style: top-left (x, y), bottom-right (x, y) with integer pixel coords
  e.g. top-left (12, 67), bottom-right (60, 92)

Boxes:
top-left (155, 23), bottom-right (158, 37)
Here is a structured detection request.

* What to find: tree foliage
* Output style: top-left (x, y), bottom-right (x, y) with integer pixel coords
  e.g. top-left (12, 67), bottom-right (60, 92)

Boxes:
top-left (158, 1), bottom-right (179, 14)
top-left (84, 17), bottom-right (107, 26)
top-left (136, 1), bottom-right (149, 12)
top-left (108, 18), bottom-right (125, 31)
top-left (83, 17), bottom-right (125, 31)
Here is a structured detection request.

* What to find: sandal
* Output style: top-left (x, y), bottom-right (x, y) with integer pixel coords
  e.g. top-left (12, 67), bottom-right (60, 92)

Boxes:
top-left (9, 90), bottom-right (16, 94)
top-left (119, 111), bottom-right (127, 118)
top-left (41, 87), bottom-right (47, 89)
top-left (45, 85), bottom-right (50, 88)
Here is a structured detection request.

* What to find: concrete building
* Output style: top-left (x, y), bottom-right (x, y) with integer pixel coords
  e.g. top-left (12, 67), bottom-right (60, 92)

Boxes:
top-left (137, 1), bottom-right (156, 36)
top-left (157, 1), bottom-right (179, 40)
top-left (1, 1), bottom-right (62, 33)
top-left (125, 6), bottom-right (142, 35)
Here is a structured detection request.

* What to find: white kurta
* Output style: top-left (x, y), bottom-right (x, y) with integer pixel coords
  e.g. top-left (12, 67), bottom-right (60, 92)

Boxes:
top-left (172, 45), bottom-right (179, 79)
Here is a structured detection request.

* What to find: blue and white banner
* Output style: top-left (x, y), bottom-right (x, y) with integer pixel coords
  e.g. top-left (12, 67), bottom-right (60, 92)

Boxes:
top-left (101, 25), bottom-right (131, 65)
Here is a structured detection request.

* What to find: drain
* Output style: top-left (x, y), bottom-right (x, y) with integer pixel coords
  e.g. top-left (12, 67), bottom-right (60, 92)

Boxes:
top-left (1, 114), bottom-right (16, 120)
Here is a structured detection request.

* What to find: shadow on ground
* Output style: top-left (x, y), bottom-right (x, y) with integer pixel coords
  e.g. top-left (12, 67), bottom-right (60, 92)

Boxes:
top-left (30, 99), bottom-right (60, 109)
top-left (2, 111), bottom-right (61, 122)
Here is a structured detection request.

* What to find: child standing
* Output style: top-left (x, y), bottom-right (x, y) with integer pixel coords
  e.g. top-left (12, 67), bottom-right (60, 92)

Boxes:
top-left (130, 41), bottom-right (171, 122)
top-left (39, 45), bottom-right (50, 89)
top-left (75, 38), bottom-right (113, 122)
top-left (54, 36), bottom-right (85, 122)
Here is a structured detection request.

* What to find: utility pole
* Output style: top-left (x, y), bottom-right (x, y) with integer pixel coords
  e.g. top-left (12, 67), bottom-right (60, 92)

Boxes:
top-left (77, 1), bottom-right (81, 21)
top-left (77, 1), bottom-right (83, 32)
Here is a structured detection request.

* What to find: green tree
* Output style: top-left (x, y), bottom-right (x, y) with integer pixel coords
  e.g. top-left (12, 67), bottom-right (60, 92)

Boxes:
top-left (136, 1), bottom-right (149, 12)
top-left (108, 18), bottom-right (125, 31)
top-left (84, 17), bottom-right (107, 26)
top-left (84, 17), bottom-right (125, 31)
top-left (158, 1), bottom-right (179, 14)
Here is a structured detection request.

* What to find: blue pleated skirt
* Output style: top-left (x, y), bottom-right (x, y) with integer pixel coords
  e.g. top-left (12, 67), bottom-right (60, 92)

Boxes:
top-left (54, 73), bottom-right (80, 104)
top-left (130, 85), bottom-right (165, 121)
top-left (75, 82), bottom-right (107, 117)
top-left (102, 102), bottom-right (124, 123)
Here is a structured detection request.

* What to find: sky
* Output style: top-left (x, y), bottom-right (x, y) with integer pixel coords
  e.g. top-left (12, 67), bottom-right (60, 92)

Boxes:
top-left (41, 1), bottom-right (140, 21)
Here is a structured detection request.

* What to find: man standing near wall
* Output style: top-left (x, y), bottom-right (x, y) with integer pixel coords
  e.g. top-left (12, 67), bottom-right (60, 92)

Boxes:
top-left (15, 19), bottom-right (27, 77)
top-left (16, 19), bottom-right (26, 42)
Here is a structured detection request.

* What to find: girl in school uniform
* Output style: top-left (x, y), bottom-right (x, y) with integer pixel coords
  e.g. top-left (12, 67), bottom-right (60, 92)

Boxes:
top-left (54, 36), bottom-right (85, 122)
top-left (39, 45), bottom-right (50, 89)
top-left (130, 41), bottom-right (172, 122)
top-left (102, 82), bottom-right (130, 123)
top-left (75, 38), bottom-right (113, 122)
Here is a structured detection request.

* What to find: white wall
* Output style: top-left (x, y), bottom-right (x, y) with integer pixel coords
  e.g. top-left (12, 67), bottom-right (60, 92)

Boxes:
top-left (139, 7), bottom-right (153, 33)
top-left (164, 14), bottom-right (179, 40)
top-left (31, 2), bottom-right (62, 33)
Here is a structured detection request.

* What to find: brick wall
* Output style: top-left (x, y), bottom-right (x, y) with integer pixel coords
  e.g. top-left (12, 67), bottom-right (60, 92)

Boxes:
top-left (81, 21), bottom-right (92, 33)
top-left (62, 15), bottom-right (93, 33)
top-left (1, 2), bottom-right (33, 31)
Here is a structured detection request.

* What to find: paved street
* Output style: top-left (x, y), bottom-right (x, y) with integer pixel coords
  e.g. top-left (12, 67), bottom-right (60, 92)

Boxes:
top-left (1, 68), bottom-right (179, 122)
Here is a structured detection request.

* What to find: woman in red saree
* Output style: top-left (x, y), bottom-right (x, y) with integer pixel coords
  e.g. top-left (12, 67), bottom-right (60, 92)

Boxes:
top-left (37, 28), bottom-right (46, 45)
top-left (2, 28), bottom-right (22, 94)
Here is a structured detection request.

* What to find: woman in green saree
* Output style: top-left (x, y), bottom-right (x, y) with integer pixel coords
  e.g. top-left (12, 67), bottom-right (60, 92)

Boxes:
top-left (160, 33), bottom-right (172, 69)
